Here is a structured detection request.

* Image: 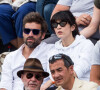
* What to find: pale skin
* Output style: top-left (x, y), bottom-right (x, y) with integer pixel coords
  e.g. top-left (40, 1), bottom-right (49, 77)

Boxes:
top-left (12, 0), bottom-right (15, 2)
top-left (0, 22), bottom-right (45, 90)
top-left (75, 14), bottom-right (91, 26)
top-left (80, 5), bottom-right (100, 38)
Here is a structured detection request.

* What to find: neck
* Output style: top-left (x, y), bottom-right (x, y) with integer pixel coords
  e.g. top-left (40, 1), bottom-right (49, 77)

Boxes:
top-left (61, 35), bottom-right (75, 47)
top-left (63, 76), bottom-right (75, 90)
top-left (22, 45), bottom-right (34, 59)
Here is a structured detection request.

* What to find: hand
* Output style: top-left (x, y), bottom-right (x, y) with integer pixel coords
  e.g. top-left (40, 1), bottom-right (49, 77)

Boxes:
top-left (0, 89), bottom-right (7, 90)
top-left (76, 14), bottom-right (92, 26)
top-left (40, 85), bottom-right (47, 90)
top-left (12, 0), bottom-right (15, 2)
top-left (40, 79), bottom-right (53, 90)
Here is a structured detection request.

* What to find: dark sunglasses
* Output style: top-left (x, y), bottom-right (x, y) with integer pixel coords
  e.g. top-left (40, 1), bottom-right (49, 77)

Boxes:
top-left (24, 28), bottom-right (41, 35)
top-left (26, 73), bottom-right (43, 81)
top-left (49, 54), bottom-right (74, 67)
top-left (49, 54), bottom-right (65, 61)
top-left (51, 21), bottom-right (67, 28)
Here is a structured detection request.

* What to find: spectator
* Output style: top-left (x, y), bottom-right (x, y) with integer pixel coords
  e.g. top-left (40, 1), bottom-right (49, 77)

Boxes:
top-left (0, 12), bottom-right (53, 90)
top-left (90, 40), bottom-right (100, 90)
top-left (17, 58), bottom-right (49, 90)
top-left (36, 0), bottom-right (59, 44)
top-left (12, 0), bottom-right (37, 48)
top-left (0, 0), bottom-right (36, 48)
top-left (82, 0), bottom-right (100, 89)
top-left (36, 0), bottom-right (58, 34)
top-left (41, 10), bottom-right (94, 89)
top-left (49, 0), bottom-right (99, 44)
top-left (0, 0), bottom-right (17, 48)
top-left (49, 53), bottom-right (98, 90)
top-left (49, 10), bottom-right (94, 81)
top-left (80, 0), bottom-right (100, 39)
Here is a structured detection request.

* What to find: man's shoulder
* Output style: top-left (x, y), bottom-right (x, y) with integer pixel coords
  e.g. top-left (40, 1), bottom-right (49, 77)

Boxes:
top-left (3, 45), bottom-right (23, 61)
top-left (74, 78), bottom-right (98, 90)
top-left (82, 81), bottom-right (98, 90)
top-left (39, 42), bottom-right (54, 49)
top-left (56, 86), bottom-right (64, 90)
top-left (6, 48), bottom-right (21, 56)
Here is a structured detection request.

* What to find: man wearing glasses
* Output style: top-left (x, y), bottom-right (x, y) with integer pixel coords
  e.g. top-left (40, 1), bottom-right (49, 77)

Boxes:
top-left (49, 54), bottom-right (98, 90)
top-left (0, 12), bottom-right (53, 90)
top-left (17, 58), bottom-right (49, 90)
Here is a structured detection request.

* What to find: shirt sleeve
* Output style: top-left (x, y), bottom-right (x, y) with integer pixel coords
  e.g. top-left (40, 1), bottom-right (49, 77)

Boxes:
top-left (0, 55), bottom-right (13, 90)
top-left (57, 0), bottom-right (72, 6)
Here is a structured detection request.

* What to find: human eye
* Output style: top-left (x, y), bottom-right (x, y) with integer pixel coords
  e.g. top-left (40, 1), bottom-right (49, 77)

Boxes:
top-left (51, 70), bottom-right (55, 74)
top-left (57, 68), bottom-right (62, 72)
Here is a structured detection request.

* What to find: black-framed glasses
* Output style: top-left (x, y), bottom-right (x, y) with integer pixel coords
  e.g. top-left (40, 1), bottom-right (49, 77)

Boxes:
top-left (49, 53), bottom-right (74, 67)
top-left (49, 54), bottom-right (63, 60)
top-left (26, 73), bottom-right (43, 81)
top-left (51, 21), bottom-right (67, 28)
top-left (24, 28), bottom-right (41, 35)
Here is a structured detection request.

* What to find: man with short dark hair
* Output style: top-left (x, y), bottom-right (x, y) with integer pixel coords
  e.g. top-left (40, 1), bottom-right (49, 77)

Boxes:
top-left (0, 12), bottom-right (53, 90)
top-left (17, 58), bottom-right (49, 90)
top-left (49, 54), bottom-right (98, 90)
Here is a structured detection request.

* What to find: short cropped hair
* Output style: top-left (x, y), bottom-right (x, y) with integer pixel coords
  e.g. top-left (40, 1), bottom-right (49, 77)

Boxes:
top-left (23, 12), bottom-right (48, 34)
top-left (51, 10), bottom-right (79, 38)
top-left (49, 53), bottom-right (74, 68)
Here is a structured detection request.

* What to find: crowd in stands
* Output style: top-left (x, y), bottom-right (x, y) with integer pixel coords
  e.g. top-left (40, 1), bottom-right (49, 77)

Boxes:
top-left (0, 0), bottom-right (36, 50)
top-left (0, 0), bottom-right (100, 90)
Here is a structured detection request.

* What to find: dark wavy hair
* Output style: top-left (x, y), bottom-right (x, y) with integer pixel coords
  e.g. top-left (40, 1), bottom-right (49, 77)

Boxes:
top-left (49, 53), bottom-right (74, 68)
top-left (51, 10), bottom-right (79, 38)
top-left (23, 12), bottom-right (47, 34)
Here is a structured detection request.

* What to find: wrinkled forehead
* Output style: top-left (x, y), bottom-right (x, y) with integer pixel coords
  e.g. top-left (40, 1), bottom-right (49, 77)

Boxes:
top-left (50, 60), bottom-right (65, 70)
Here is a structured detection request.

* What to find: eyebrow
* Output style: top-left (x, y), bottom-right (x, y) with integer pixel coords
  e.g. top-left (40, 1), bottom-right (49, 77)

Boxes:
top-left (51, 67), bottom-right (62, 71)
top-left (56, 67), bottom-right (62, 70)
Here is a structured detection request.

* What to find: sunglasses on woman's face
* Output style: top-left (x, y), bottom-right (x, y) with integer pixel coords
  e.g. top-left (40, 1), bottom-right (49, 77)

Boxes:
top-left (26, 73), bottom-right (43, 81)
top-left (51, 21), bottom-right (67, 28)
top-left (23, 28), bottom-right (41, 35)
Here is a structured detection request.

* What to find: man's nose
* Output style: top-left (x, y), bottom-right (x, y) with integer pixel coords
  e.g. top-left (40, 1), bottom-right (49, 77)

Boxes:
top-left (28, 30), bottom-right (33, 36)
top-left (53, 72), bottom-right (59, 78)
top-left (30, 75), bottom-right (37, 81)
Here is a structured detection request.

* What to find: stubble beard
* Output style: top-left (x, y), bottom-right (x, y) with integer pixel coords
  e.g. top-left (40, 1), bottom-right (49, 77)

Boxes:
top-left (25, 36), bottom-right (42, 49)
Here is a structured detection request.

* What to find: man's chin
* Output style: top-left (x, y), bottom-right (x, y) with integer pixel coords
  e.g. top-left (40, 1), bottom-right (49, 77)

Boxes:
top-left (29, 86), bottom-right (39, 90)
top-left (56, 81), bottom-right (63, 86)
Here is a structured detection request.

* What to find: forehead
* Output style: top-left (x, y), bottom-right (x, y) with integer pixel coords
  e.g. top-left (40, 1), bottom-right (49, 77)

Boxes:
top-left (54, 19), bottom-right (65, 22)
top-left (50, 60), bottom-right (65, 70)
top-left (25, 22), bottom-right (41, 29)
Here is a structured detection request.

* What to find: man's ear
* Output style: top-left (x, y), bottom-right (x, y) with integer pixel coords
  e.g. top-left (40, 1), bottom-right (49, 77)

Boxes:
top-left (69, 65), bottom-right (74, 74)
top-left (41, 33), bottom-right (46, 40)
